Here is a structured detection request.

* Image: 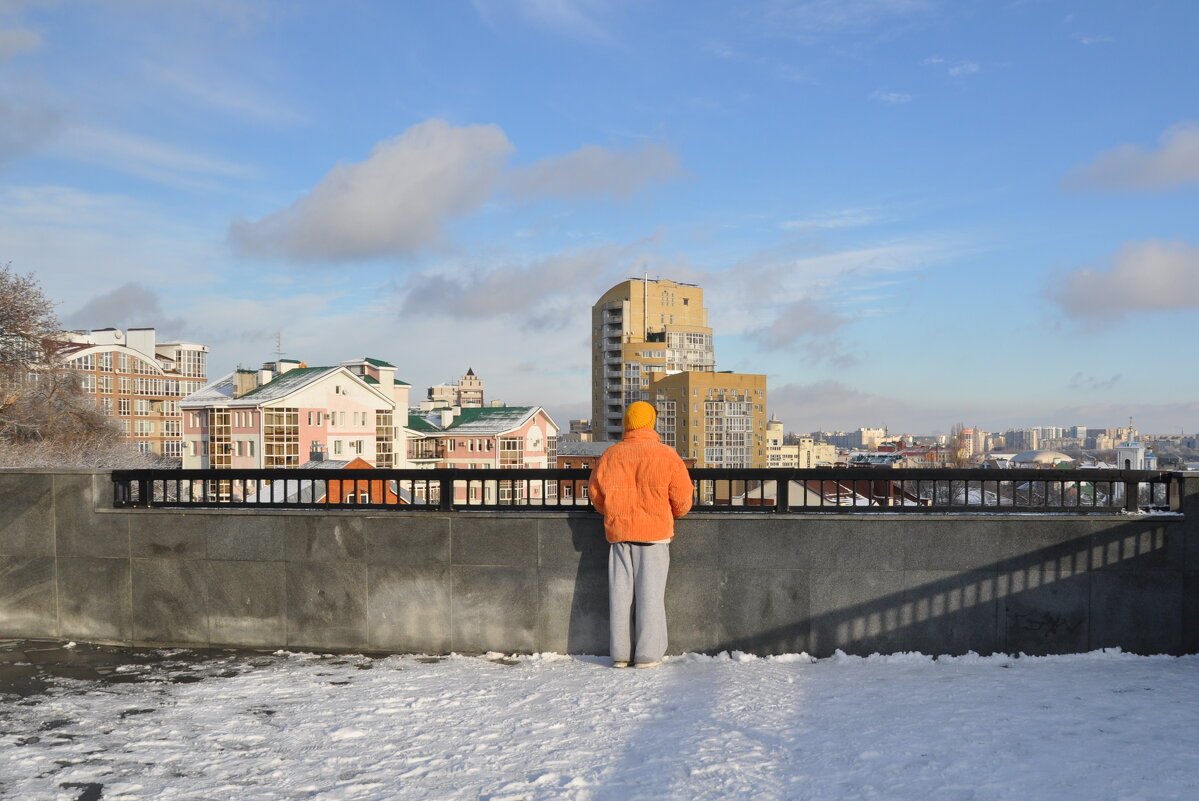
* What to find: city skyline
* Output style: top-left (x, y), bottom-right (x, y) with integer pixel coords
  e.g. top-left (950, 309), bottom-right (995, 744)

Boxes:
top-left (3, 2), bottom-right (1197, 434)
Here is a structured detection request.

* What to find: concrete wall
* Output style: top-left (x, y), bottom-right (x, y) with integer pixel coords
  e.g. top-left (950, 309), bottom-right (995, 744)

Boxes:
top-left (2, 470), bottom-right (1196, 657)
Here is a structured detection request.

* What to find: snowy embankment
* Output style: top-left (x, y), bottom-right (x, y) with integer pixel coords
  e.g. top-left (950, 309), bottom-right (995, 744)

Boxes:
top-left (3, 648), bottom-right (1198, 801)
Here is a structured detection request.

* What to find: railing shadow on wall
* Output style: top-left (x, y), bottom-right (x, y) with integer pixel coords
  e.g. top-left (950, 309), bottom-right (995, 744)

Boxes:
top-left (704, 518), bottom-right (1183, 657)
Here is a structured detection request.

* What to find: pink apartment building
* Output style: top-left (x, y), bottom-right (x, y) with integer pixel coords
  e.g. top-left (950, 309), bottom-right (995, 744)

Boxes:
top-left (181, 356), bottom-right (410, 469)
top-left (405, 405), bottom-right (559, 503)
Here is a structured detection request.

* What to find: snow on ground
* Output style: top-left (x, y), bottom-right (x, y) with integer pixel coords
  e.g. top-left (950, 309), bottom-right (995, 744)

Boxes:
top-left (2, 648), bottom-right (1198, 801)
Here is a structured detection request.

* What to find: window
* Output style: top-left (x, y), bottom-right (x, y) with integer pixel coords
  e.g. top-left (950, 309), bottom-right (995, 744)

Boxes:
top-left (73, 354), bottom-right (95, 370)
top-left (98, 375), bottom-right (113, 394)
top-left (333, 440), bottom-right (343, 455)
top-left (81, 374), bottom-right (96, 394)
top-left (117, 399), bottom-right (130, 416)
top-left (117, 353), bottom-right (129, 372)
top-left (263, 407), bottom-right (299, 467)
top-left (99, 352), bottom-right (112, 372)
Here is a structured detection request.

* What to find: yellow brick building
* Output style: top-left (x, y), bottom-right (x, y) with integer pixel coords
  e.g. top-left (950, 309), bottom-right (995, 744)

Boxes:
top-left (650, 370), bottom-right (768, 468)
top-left (591, 278), bottom-right (714, 441)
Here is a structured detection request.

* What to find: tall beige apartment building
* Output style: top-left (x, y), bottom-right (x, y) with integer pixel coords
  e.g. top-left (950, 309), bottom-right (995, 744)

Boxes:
top-left (651, 370), bottom-right (767, 468)
top-left (591, 277), bottom-right (768, 467)
top-left (591, 278), bottom-right (715, 441)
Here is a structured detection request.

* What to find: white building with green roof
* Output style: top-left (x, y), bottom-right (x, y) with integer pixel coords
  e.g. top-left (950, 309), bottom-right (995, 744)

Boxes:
top-left (404, 405), bottom-right (558, 471)
top-left (181, 356), bottom-right (411, 469)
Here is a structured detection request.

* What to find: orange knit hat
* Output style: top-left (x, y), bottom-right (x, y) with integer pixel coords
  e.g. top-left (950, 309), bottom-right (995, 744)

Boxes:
top-left (623, 401), bottom-right (657, 431)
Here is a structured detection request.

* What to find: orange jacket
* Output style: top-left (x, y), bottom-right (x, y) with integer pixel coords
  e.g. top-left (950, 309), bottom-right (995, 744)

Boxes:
top-left (588, 428), bottom-right (694, 543)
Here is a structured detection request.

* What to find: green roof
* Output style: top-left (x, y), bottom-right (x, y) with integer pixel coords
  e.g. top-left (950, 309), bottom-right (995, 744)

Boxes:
top-left (363, 375), bottom-right (411, 386)
top-left (407, 406), bottom-right (538, 435)
top-left (365, 357), bottom-right (396, 368)
top-left (405, 416), bottom-right (441, 433)
top-left (235, 366), bottom-right (332, 400)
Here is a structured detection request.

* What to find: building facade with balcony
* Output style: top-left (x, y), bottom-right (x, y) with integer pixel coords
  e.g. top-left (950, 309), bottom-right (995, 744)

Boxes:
top-left (650, 370), bottom-right (768, 468)
top-left (180, 356), bottom-right (410, 469)
top-left (59, 327), bottom-right (208, 459)
top-left (404, 405), bottom-right (558, 470)
top-left (591, 278), bottom-right (714, 442)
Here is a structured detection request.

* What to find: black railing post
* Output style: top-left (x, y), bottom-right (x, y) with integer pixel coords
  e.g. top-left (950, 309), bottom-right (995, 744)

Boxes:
top-left (438, 471), bottom-right (453, 512)
top-left (1169, 473), bottom-right (1184, 512)
top-left (776, 472), bottom-right (790, 513)
top-left (138, 478), bottom-right (152, 508)
top-left (1124, 478), bottom-right (1139, 513)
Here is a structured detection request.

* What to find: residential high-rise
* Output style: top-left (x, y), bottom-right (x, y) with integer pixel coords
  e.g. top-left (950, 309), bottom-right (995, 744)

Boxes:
top-left (650, 370), bottom-right (767, 467)
top-left (591, 278), bottom-right (714, 441)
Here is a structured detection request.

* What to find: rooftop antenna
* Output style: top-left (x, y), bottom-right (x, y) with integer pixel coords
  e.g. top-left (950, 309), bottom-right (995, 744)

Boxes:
top-left (274, 332), bottom-right (286, 361)
top-left (644, 271), bottom-right (649, 341)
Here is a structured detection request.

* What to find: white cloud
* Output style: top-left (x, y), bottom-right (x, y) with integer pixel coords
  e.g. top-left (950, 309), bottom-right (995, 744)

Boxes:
top-left (0, 184), bottom-right (221, 311)
top-left (0, 26), bottom-right (39, 61)
top-left (869, 91), bottom-right (912, 104)
top-left (509, 142), bottom-right (685, 201)
top-left (473, 0), bottom-right (613, 43)
top-left (709, 239), bottom-right (935, 336)
top-left (230, 119), bottom-right (513, 261)
top-left (746, 296), bottom-right (857, 366)
top-left (1064, 122), bottom-right (1199, 192)
top-left (780, 208), bottom-right (881, 232)
top-left (231, 122), bottom-right (684, 262)
top-left (1046, 239), bottom-right (1199, 319)
top-left (1073, 33), bottom-right (1113, 46)
top-left (769, 380), bottom-right (926, 432)
top-left (64, 282), bottom-right (185, 334)
top-left (0, 98), bottom-right (59, 163)
top-left (399, 245), bottom-right (626, 329)
top-left (920, 56), bottom-right (979, 78)
top-left (148, 64), bottom-right (305, 126)
top-left (1067, 373), bottom-right (1121, 392)
top-left (45, 124), bottom-right (252, 187)
top-left (761, 0), bottom-right (936, 32)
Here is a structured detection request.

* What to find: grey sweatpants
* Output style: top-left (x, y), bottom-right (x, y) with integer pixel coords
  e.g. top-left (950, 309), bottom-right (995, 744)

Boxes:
top-left (608, 541), bottom-right (671, 663)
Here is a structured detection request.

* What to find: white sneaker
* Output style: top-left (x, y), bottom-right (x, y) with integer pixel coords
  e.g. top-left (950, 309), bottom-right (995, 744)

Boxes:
top-left (633, 661), bottom-right (661, 669)
top-left (612, 660), bottom-right (630, 668)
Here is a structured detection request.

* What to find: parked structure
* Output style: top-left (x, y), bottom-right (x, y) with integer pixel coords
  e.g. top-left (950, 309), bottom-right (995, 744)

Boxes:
top-left (180, 356), bottom-right (410, 469)
top-left (59, 327), bottom-right (208, 459)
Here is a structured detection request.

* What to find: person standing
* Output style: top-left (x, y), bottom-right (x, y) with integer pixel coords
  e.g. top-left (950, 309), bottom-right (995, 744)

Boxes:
top-left (588, 401), bottom-right (693, 668)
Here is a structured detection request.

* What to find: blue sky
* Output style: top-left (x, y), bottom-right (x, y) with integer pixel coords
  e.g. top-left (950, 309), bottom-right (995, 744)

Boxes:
top-left (2, 0), bottom-right (1197, 435)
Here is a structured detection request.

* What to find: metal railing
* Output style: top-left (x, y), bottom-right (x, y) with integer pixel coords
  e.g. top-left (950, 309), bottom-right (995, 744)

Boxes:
top-left (111, 467), bottom-right (1183, 514)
